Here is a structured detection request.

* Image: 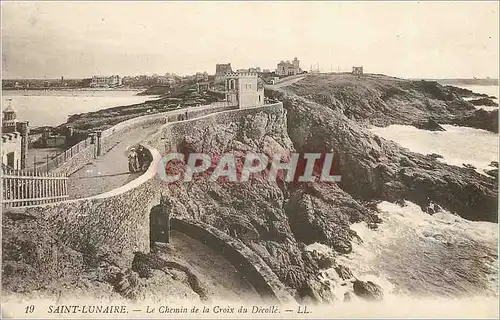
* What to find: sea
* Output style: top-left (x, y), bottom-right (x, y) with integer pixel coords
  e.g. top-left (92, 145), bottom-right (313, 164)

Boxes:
top-left (310, 84), bottom-right (499, 317)
top-left (459, 84), bottom-right (499, 111)
top-left (307, 201), bottom-right (498, 317)
top-left (1, 90), bottom-right (158, 128)
top-left (369, 84), bottom-right (499, 173)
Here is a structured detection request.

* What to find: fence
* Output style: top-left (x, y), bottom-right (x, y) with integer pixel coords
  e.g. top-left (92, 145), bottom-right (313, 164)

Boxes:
top-left (1, 167), bottom-right (69, 207)
top-left (26, 136), bottom-right (95, 174)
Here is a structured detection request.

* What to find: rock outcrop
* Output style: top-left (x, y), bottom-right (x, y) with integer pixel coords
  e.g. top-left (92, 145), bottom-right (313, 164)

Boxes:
top-left (269, 74), bottom-right (497, 133)
top-left (159, 107), bottom-right (380, 302)
top-left (353, 280), bottom-right (384, 301)
top-left (266, 75), bottom-right (497, 222)
top-left (450, 109), bottom-right (499, 133)
top-left (412, 119), bottom-right (446, 131)
top-left (468, 98), bottom-right (498, 107)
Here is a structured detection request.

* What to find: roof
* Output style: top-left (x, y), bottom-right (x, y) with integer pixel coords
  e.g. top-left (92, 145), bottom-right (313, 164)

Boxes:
top-left (3, 102), bottom-right (15, 113)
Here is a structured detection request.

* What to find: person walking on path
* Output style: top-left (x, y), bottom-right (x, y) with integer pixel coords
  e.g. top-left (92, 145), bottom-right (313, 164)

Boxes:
top-left (137, 146), bottom-right (145, 170)
top-left (137, 145), bottom-right (152, 172)
top-left (141, 147), bottom-right (153, 171)
top-left (128, 148), bottom-right (139, 173)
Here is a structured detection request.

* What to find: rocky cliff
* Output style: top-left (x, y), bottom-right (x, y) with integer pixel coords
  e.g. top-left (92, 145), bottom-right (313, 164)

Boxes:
top-left (161, 106), bottom-right (381, 302)
top-left (3, 74), bottom-right (497, 305)
top-left (161, 74), bottom-right (497, 301)
top-left (274, 74), bottom-right (498, 132)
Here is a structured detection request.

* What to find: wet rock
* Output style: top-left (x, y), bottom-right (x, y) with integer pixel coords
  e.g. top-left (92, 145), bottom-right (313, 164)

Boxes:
top-left (451, 109), bottom-right (498, 133)
top-left (298, 278), bottom-right (335, 303)
top-left (344, 291), bottom-right (353, 302)
top-left (485, 169), bottom-right (498, 179)
top-left (413, 119), bottom-right (446, 131)
top-left (463, 163), bottom-right (476, 171)
top-left (395, 198), bottom-right (406, 207)
top-left (424, 203), bottom-right (443, 215)
top-left (367, 222), bottom-right (379, 230)
top-left (335, 265), bottom-right (354, 280)
top-left (285, 184), bottom-right (375, 254)
top-left (352, 279), bottom-right (384, 301)
top-left (427, 153), bottom-right (444, 160)
top-left (302, 250), bottom-right (335, 270)
top-left (468, 98), bottom-right (498, 107)
top-left (489, 161), bottom-right (498, 168)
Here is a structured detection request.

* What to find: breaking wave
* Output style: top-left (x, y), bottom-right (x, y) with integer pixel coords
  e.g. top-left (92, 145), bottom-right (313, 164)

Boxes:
top-left (369, 124), bottom-right (499, 172)
top-left (307, 201), bottom-right (498, 318)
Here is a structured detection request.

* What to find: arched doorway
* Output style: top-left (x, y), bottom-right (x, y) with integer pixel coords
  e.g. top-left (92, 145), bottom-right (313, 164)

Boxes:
top-left (6, 152), bottom-right (15, 168)
top-left (149, 203), bottom-right (170, 248)
top-left (228, 79), bottom-right (236, 90)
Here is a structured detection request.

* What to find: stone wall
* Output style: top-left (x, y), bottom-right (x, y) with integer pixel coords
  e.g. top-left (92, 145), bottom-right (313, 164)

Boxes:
top-left (8, 145), bottom-right (163, 266)
top-left (1, 132), bottom-right (21, 169)
top-left (6, 102), bottom-right (292, 301)
top-left (53, 104), bottom-right (235, 176)
top-left (149, 102), bottom-right (284, 154)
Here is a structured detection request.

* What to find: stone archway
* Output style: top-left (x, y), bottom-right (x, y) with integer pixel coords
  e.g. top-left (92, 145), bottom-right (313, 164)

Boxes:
top-left (149, 196), bottom-right (171, 248)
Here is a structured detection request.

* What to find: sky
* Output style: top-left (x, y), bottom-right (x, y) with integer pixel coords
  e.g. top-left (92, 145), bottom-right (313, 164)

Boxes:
top-left (1, 1), bottom-right (499, 79)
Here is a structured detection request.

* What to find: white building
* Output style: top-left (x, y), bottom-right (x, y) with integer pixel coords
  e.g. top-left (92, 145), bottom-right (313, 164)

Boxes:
top-left (1, 102), bottom-right (28, 170)
top-left (90, 75), bottom-right (122, 88)
top-left (223, 72), bottom-right (265, 109)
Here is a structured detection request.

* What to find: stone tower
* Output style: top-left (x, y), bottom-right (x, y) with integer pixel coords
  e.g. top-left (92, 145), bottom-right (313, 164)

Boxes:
top-left (293, 57), bottom-right (300, 75)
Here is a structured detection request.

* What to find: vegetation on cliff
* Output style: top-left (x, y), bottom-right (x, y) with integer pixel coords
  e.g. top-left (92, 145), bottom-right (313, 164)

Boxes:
top-left (275, 74), bottom-right (498, 133)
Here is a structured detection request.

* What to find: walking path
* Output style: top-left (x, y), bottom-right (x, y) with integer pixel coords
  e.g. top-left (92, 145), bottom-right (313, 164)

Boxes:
top-left (155, 230), bottom-right (261, 302)
top-left (66, 125), bottom-right (157, 198)
top-left (66, 107), bottom-right (212, 199)
top-left (266, 75), bottom-right (305, 89)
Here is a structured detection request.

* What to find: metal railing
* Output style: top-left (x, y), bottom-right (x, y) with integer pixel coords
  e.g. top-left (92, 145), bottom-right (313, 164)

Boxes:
top-left (2, 167), bottom-right (69, 207)
top-left (27, 136), bottom-right (94, 174)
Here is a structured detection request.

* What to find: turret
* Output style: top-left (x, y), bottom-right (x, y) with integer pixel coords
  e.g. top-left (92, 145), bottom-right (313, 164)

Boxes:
top-left (2, 99), bottom-right (18, 133)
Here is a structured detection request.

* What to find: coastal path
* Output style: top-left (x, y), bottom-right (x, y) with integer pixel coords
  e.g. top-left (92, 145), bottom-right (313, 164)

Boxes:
top-left (66, 106), bottom-right (219, 199)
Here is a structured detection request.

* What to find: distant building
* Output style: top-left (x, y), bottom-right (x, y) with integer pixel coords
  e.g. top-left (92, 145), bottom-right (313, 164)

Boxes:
top-left (237, 67), bottom-right (262, 73)
top-left (195, 72), bottom-right (209, 82)
top-left (197, 82), bottom-right (210, 93)
top-left (223, 71), bottom-right (264, 109)
top-left (90, 75), bottom-right (122, 88)
top-left (44, 135), bottom-right (66, 148)
top-left (157, 76), bottom-right (176, 86)
top-left (276, 57), bottom-right (301, 77)
top-left (352, 66), bottom-right (364, 76)
top-left (215, 63), bottom-right (233, 84)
